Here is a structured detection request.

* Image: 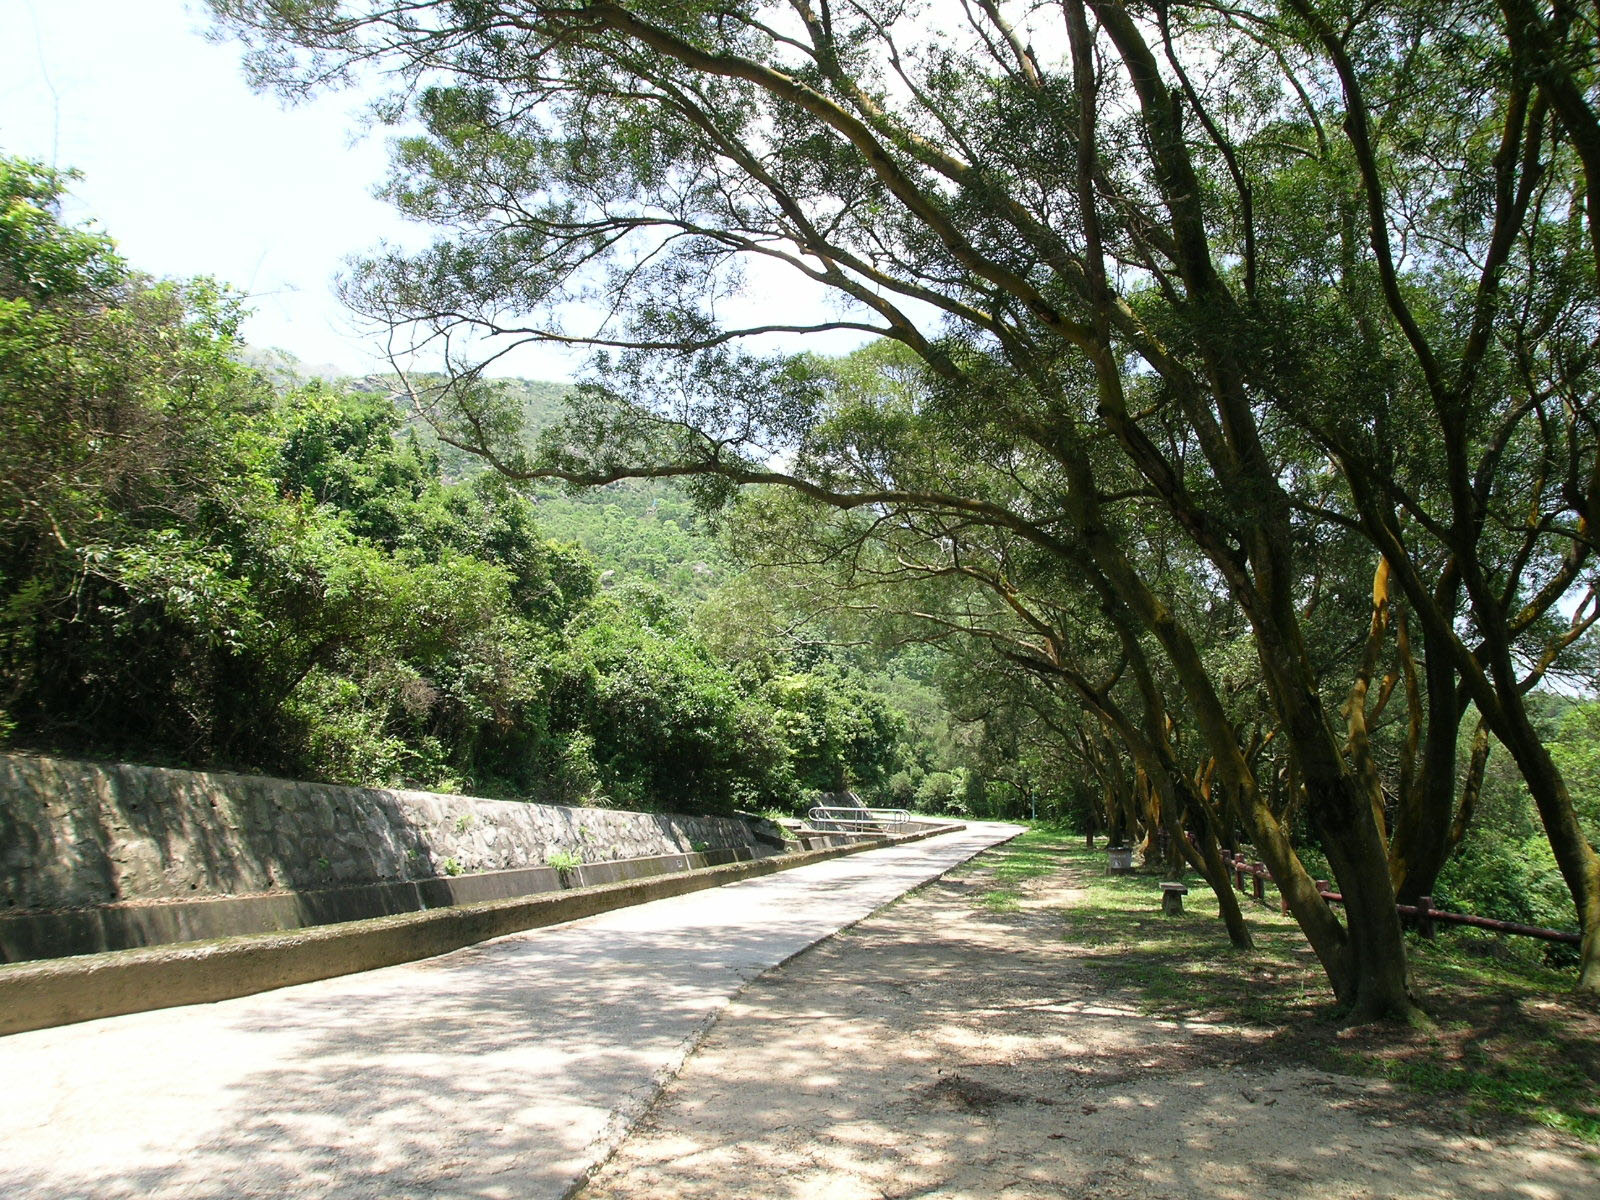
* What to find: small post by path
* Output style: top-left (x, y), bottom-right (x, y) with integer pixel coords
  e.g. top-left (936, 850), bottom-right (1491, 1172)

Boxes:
top-left (1160, 882), bottom-right (1188, 916)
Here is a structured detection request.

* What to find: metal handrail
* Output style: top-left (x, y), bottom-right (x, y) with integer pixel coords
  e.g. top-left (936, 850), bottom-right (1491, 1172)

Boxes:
top-left (806, 806), bottom-right (913, 832)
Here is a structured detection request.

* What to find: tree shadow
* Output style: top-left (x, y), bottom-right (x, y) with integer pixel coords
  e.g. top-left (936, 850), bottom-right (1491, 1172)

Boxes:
top-left (576, 877), bottom-right (1600, 1200)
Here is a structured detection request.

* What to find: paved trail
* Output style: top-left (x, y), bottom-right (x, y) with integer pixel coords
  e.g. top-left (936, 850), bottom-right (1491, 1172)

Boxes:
top-left (0, 822), bottom-right (1021, 1200)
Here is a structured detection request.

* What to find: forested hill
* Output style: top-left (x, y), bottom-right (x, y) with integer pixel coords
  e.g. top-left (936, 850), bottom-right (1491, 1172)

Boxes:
top-left (343, 373), bottom-right (729, 603)
top-left (388, 377), bottom-right (571, 482)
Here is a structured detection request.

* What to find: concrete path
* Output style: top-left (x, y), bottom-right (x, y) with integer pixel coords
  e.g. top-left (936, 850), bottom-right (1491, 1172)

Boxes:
top-left (0, 820), bottom-right (1021, 1200)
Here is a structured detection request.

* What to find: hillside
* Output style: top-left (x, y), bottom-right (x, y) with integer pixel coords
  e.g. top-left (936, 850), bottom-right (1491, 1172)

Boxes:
top-left (389, 375), bottom-right (729, 602)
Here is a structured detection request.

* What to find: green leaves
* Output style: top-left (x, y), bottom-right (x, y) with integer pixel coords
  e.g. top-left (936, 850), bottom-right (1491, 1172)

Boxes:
top-left (0, 153), bottom-right (929, 812)
top-left (0, 159), bottom-right (120, 303)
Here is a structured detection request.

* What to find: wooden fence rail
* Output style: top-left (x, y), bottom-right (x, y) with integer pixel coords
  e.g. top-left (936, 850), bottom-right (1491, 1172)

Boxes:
top-left (1221, 852), bottom-right (1581, 946)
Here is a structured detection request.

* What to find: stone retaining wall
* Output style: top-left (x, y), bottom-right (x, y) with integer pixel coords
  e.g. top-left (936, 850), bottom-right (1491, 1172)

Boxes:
top-left (0, 753), bottom-right (788, 960)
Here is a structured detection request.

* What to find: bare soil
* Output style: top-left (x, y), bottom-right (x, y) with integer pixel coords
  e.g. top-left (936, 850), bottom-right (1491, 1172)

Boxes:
top-left (576, 850), bottom-right (1600, 1199)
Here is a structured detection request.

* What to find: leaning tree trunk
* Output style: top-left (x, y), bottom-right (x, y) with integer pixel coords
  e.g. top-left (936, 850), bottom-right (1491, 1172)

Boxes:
top-left (1169, 786), bottom-right (1253, 950)
top-left (1449, 558), bottom-right (1600, 993)
top-left (1388, 621), bottom-right (1464, 904)
top-left (1275, 664), bottom-right (1424, 1024)
top-left (1492, 702), bottom-right (1600, 992)
top-left (1096, 546), bottom-right (1358, 997)
top-left (1141, 755), bottom-right (1254, 950)
top-left (1078, 587), bottom-right (1257, 953)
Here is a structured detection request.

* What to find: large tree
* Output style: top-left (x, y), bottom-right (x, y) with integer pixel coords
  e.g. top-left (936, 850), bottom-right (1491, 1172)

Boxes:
top-left (211, 0), bottom-right (1600, 1010)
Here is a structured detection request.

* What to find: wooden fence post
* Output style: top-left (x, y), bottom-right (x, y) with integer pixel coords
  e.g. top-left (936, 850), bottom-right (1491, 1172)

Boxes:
top-left (1252, 863), bottom-right (1265, 903)
top-left (1417, 895), bottom-right (1434, 940)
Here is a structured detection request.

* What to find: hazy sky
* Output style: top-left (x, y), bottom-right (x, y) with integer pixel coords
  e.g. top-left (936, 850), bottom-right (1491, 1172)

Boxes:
top-left (0, 0), bottom-right (588, 378)
top-left (0, 1), bottom-right (876, 382)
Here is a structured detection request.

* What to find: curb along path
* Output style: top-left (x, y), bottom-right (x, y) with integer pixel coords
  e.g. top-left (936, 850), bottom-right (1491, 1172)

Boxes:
top-left (0, 821), bottom-right (953, 1037)
top-left (0, 820), bottom-right (1022, 1200)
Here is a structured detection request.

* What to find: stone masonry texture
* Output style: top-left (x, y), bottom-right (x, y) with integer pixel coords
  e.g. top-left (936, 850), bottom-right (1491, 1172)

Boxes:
top-left (0, 753), bottom-right (783, 913)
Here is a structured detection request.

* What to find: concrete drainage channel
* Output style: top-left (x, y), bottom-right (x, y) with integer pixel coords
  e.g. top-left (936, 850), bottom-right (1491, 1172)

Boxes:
top-left (2, 841), bottom-right (828, 962)
top-left (0, 823), bottom-right (960, 1037)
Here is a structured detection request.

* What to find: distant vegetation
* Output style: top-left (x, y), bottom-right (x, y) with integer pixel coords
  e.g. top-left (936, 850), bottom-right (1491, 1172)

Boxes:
top-left (0, 157), bottom-right (992, 816)
top-left (395, 377), bottom-right (732, 602)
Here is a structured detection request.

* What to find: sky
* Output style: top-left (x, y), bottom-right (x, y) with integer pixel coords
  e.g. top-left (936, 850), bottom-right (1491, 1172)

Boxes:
top-left (0, 0), bottom-right (879, 382)
top-left (0, 0), bottom-right (587, 378)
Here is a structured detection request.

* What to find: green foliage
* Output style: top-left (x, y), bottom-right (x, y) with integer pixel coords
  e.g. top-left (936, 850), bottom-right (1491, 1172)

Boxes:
top-left (1430, 701), bottom-right (1595, 962)
top-left (1436, 832), bottom-right (1574, 939)
top-left (763, 665), bottom-right (903, 796)
top-left (532, 481), bottom-right (728, 603)
top-left (915, 771), bottom-right (966, 815)
top-left (0, 160), bottom-right (119, 301)
top-left (0, 158), bottom-right (932, 814)
top-left (550, 593), bottom-right (760, 809)
top-left (1, 158), bottom-right (271, 759)
top-left (1547, 702), bottom-right (1600, 849)
top-left (402, 374), bottom-right (729, 603)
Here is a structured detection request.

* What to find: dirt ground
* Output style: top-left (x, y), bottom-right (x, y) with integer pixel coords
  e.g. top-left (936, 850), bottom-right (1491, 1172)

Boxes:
top-left (576, 851), bottom-right (1600, 1200)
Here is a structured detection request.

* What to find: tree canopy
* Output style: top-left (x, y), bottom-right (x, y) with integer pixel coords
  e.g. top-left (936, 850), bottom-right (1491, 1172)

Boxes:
top-left (204, 0), bottom-right (1600, 1016)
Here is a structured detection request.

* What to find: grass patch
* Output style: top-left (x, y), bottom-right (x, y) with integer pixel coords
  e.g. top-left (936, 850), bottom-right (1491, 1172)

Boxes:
top-left (1059, 847), bottom-right (1329, 1028)
top-left (961, 826), bottom-right (1079, 911)
top-left (1329, 932), bottom-right (1600, 1141)
top-left (979, 889), bottom-right (1021, 913)
top-left (1326, 1043), bottom-right (1600, 1140)
top-left (963, 837), bottom-right (1600, 1142)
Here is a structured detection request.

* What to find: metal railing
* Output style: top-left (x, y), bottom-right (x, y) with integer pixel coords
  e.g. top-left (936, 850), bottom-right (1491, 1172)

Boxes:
top-left (807, 806), bottom-right (914, 833)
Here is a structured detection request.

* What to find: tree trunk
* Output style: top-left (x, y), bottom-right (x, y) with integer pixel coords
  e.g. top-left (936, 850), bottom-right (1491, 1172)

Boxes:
top-left (1094, 543), bottom-right (1357, 995)
top-left (1287, 692), bottom-right (1425, 1024)
top-left (1491, 701), bottom-right (1600, 992)
top-left (1145, 763), bottom-right (1253, 950)
top-left (1447, 549), bottom-right (1600, 992)
top-left (1176, 799), bottom-right (1254, 950)
top-left (1389, 619), bottom-right (1464, 904)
